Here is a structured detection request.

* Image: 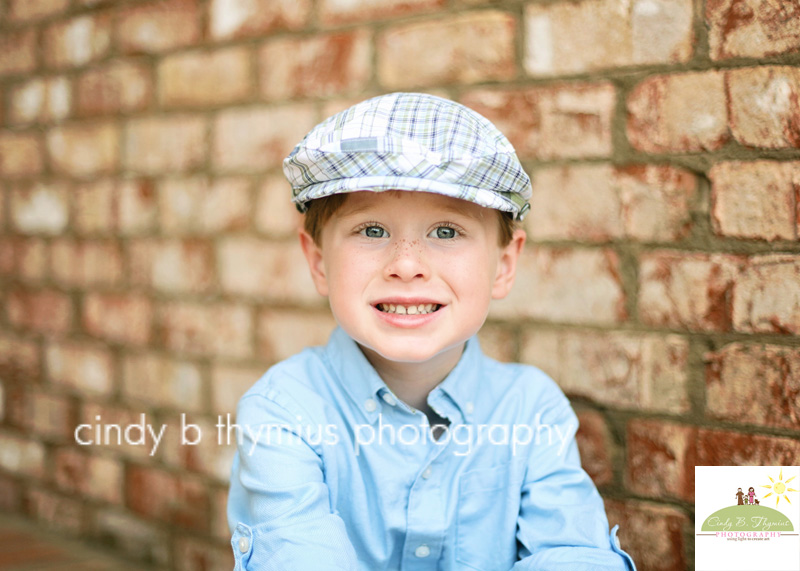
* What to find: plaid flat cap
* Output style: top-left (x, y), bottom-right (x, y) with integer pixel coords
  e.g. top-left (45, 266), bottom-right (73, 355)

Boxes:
top-left (283, 92), bottom-right (532, 220)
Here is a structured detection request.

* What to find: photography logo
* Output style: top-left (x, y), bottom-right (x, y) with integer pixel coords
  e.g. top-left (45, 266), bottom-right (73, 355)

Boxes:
top-left (696, 466), bottom-right (800, 571)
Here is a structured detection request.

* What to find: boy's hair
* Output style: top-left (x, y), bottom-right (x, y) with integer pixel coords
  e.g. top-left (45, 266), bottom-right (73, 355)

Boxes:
top-left (304, 194), bottom-right (517, 247)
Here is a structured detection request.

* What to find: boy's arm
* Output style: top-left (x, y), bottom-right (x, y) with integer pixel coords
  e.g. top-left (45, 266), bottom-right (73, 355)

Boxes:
top-left (511, 400), bottom-right (636, 571)
top-left (228, 393), bottom-right (358, 571)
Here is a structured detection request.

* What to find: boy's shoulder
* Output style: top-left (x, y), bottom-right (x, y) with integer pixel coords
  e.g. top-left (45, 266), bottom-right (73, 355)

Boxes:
top-left (237, 344), bottom-right (333, 418)
top-left (477, 353), bottom-right (570, 410)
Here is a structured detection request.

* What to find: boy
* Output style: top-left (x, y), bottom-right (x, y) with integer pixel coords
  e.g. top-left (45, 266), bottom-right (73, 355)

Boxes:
top-left (228, 92), bottom-right (636, 570)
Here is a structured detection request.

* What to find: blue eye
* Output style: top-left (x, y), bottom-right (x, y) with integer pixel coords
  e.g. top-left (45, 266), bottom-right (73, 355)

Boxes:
top-left (432, 226), bottom-right (457, 239)
top-left (362, 226), bottom-right (387, 238)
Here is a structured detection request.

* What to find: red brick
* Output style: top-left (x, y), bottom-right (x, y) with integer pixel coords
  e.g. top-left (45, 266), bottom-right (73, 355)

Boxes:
top-left (83, 293), bottom-right (153, 345)
top-left (72, 178), bottom-right (157, 235)
top-left (574, 409), bottom-right (614, 487)
top-left (710, 161), bottom-right (798, 240)
top-left (0, 133), bottom-right (44, 177)
top-left (211, 486), bottom-right (231, 541)
top-left (53, 447), bottom-right (123, 505)
top-left (46, 340), bottom-right (114, 396)
top-left (94, 509), bottom-right (170, 567)
top-left (727, 66), bottom-right (800, 149)
top-left (627, 72), bottom-right (729, 153)
top-left (527, 164), bottom-right (695, 241)
top-left (7, 0), bottom-right (69, 21)
top-left (605, 499), bottom-right (689, 571)
top-left (159, 47), bottom-right (253, 107)
top-left (0, 29), bottom-right (37, 77)
top-left (0, 237), bottom-right (48, 281)
top-left (78, 402), bottom-right (161, 461)
top-left (8, 76), bottom-right (71, 125)
top-left (218, 238), bottom-right (320, 302)
top-left (638, 251), bottom-right (746, 331)
top-left (378, 12), bottom-right (515, 89)
top-left (0, 474), bottom-right (22, 513)
top-left (706, 342), bottom-right (800, 430)
top-left (0, 431), bottom-right (45, 477)
top-left (126, 465), bottom-right (209, 530)
top-left (8, 288), bottom-right (72, 334)
top-left (47, 122), bottom-right (120, 176)
top-left (160, 302), bottom-right (253, 358)
top-left (476, 325), bottom-right (515, 363)
top-left (732, 254), bottom-right (800, 334)
top-left (125, 115), bottom-right (206, 174)
top-left (76, 60), bottom-right (152, 116)
top-left (129, 239), bottom-right (214, 293)
top-left (209, 0), bottom-right (311, 40)
top-left (51, 239), bottom-right (123, 287)
top-left (321, 0), bottom-right (442, 24)
top-left (258, 309), bottom-right (336, 362)
top-left (706, 0), bottom-right (800, 60)
top-left (462, 84), bottom-right (615, 160)
top-left (118, 0), bottom-right (201, 54)
top-left (43, 13), bottom-right (112, 69)
top-left (695, 428), bottom-right (800, 466)
top-left (210, 363), bottom-right (265, 416)
top-left (9, 183), bottom-right (68, 234)
top-left (491, 247), bottom-right (626, 324)
top-left (521, 329), bottom-right (689, 413)
top-left (260, 31), bottom-right (371, 100)
top-left (174, 535), bottom-right (235, 571)
top-left (625, 419), bottom-right (696, 501)
top-left (212, 105), bottom-right (316, 171)
top-left (122, 353), bottom-right (203, 411)
top-left (159, 177), bottom-right (252, 234)
top-left (633, 429), bottom-right (800, 509)
top-left (524, 0), bottom-right (693, 76)
top-left (23, 390), bottom-right (75, 441)
top-left (27, 489), bottom-right (85, 536)
top-left (161, 414), bottom-right (236, 482)
top-left (255, 174), bottom-right (302, 237)
top-left (0, 333), bottom-right (41, 382)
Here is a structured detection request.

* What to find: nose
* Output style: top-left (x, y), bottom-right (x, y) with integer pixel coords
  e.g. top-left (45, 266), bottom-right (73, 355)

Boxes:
top-left (384, 239), bottom-right (428, 282)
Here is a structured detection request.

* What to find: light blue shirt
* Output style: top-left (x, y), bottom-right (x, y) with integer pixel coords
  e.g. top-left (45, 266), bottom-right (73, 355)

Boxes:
top-left (228, 327), bottom-right (636, 571)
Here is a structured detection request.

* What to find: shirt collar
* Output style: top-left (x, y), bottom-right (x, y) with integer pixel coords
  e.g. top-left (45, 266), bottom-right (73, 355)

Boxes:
top-left (322, 327), bottom-right (484, 424)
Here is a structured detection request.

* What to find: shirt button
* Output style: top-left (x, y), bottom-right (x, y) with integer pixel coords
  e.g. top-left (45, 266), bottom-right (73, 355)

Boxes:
top-left (465, 402), bottom-right (474, 414)
top-left (381, 393), bottom-right (396, 406)
top-left (421, 467), bottom-right (432, 479)
top-left (238, 536), bottom-right (249, 553)
top-left (415, 544), bottom-right (430, 558)
top-left (364, 398), bottom-right (377, 412)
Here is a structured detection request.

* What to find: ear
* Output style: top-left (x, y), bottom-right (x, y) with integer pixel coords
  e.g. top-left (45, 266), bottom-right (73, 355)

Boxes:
top-left (298, 228), bottom-right (329, 297)
top-left (491, 228), bottom-right (526, 300)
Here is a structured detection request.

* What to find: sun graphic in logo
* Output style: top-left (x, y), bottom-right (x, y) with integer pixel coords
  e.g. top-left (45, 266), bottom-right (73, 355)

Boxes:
top-left (762, 468), bottom-right (798, 507)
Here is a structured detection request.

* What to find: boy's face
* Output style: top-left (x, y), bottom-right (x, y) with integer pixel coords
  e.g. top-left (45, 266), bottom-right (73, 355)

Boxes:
top-left (299, 191), bottom-right (525, 367)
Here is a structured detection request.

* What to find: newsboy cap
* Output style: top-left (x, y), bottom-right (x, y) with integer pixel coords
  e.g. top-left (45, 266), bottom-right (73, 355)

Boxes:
top-left (282, 92), bottom-right (532, 220)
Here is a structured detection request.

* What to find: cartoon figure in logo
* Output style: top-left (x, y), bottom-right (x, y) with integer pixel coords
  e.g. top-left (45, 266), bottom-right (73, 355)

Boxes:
top-left (743, 495), bottom-right (749, 505)
top-left (748, 487), bottom-right (756, 506)
top-left (735, 487), bottom-right (744, 505)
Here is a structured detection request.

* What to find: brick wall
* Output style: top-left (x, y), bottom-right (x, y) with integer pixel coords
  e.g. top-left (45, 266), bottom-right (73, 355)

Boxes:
top-left (0, 0), bottom-right (798, 569)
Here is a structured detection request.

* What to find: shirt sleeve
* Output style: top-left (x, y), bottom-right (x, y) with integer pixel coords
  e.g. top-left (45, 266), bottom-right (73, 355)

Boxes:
top-left (228, 390), bottom-right (359, 571)
top-left (511, 398), bottom-right (636, 571)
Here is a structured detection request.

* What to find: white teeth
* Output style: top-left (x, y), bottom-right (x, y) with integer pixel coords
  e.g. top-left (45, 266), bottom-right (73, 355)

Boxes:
top-left (378, 303), bottom-right (439, 315)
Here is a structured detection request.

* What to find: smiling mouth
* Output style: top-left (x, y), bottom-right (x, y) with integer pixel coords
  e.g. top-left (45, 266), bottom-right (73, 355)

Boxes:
top-left (376, 303), bottom-right (442, 315)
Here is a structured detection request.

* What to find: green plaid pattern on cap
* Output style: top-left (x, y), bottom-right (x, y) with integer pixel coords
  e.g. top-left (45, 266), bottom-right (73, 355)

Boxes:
top-left (283, 92), bottom-right (532, 220)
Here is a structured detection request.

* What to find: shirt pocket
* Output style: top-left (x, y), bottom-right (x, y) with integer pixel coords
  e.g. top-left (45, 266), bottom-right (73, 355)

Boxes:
top-left (455, 465), bottom-right (519, 571)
